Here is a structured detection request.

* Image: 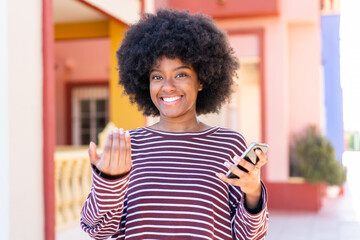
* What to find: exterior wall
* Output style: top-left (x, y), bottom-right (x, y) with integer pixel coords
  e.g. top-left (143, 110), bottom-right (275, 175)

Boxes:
top-left (321, 14), bottom-right (344, 161)
top-left (216, 0), bottom-right (323, 210)
top-left (55, 38), bottom-right (110, 81)
top-left (55, 38), bottom-right (110, 145)
top-left (167, 0), bottom-right (279, 18)
top-left (217, 18), bottom-right (291, 182)
top-left (0, 0), bottom-right (44, 239)
top-left (109, 19), bottom-right (145, 130)
top-left (222, 1), bottom-right (321, 183)
top-left (55, 20), bottom-right (109, 40)
top-left (288, 22), bottom-right (323, 135)
top-left (283, 0), bottom-right (319, 22)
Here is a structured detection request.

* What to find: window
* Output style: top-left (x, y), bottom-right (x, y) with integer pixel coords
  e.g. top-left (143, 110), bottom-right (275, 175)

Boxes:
top-left (71, 86), bottom-right (109, 145)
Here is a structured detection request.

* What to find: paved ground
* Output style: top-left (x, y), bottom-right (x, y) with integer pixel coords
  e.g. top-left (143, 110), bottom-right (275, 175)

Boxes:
top-left (57, 151), bottom-right (360, 240)
top-left (267, 151), bottom-right (360, 240)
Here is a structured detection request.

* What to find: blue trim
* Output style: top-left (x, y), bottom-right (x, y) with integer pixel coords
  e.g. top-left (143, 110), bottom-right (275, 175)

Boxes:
top-left (321, 14), bottom-right (344, 161)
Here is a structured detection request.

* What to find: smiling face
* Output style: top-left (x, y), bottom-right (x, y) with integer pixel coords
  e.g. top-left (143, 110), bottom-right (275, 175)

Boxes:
top-left (149, 57), bottom-right (203, 122)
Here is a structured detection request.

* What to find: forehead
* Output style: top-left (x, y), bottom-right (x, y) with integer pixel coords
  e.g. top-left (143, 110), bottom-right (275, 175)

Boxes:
top-left (152, 57), bottom-right (190, 69)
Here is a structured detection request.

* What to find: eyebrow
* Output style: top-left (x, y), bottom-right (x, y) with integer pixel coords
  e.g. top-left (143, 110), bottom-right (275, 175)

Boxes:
top-left (150, 65), bottom-right (191, 73)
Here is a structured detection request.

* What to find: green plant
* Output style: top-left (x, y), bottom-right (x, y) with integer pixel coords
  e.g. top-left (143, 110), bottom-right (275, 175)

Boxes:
top-left (290, 126), bottom-right (346, 186)
top-left (324, 159), bottom-right (347, 186)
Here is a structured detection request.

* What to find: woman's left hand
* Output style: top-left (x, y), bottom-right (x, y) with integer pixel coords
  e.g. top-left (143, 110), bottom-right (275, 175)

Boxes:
top-left (217, 149), bottom-right (268, 209)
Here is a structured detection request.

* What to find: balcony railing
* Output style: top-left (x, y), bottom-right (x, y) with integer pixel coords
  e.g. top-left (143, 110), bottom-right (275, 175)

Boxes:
top-left (55, 147), bottom-right (92, 230)
top-left (55, 122), bottom-right (114, 231)
top-left (321, 0), bottom-right (340, 14)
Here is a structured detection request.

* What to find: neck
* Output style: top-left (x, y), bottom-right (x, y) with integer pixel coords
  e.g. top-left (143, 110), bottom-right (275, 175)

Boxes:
top-left (152, 115), bottom-right (208, 132)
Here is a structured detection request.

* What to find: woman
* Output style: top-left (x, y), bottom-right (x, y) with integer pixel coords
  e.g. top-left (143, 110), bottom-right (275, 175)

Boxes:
top-left (81, 9), bottom-right (268, 240)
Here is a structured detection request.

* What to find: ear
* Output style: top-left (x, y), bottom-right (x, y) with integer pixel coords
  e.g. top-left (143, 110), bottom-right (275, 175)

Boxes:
top-left (198, 83), bottom-right (203, 91)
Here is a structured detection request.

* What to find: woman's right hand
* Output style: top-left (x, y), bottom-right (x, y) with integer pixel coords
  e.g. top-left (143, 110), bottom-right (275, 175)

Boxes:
top-left (88, 128), bottom-right (132, 176)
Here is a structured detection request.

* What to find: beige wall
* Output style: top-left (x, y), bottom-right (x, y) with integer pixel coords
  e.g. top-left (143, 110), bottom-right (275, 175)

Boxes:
top-left (0, 0), bottom-right (44, 239)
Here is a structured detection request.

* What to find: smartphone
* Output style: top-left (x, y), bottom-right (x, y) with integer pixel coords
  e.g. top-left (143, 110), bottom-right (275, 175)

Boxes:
top-left (226, 142), bottom-right (269, 178)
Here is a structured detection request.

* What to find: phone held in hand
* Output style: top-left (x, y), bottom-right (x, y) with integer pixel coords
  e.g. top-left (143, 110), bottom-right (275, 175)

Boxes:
top-left (226, 142), bottom-right (269, 179)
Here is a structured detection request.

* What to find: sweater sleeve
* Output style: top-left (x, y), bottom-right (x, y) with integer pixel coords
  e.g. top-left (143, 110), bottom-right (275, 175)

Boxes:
top-left (80, 166), bottom-right (130, 239)
top-left (230, 181), bottom-right (269, 240)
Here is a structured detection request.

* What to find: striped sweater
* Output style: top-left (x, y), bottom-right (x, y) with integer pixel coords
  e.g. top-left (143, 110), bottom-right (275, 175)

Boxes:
top-left (81, 127), bottom-right (268, 240)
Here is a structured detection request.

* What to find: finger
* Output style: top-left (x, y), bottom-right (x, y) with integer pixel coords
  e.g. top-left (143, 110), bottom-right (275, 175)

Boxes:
top-left (124, 130), bottom-right (132, 165)
top-left (111, 128), bottom-right (120, 166)
top-left (88, 141), bottom-right (99, 165)
top-left (224, 161), bottom-right (245, 178)
top-left (98, 130), bottom-right (113, 169)
top-left (254, 149), bottom-right (268, 170)
top-left (234, 156), bottom-right (255, 172)
top-left (119, 128), bottom-right (126, 162)
top-left (216, 172), bottom-right (239, 185)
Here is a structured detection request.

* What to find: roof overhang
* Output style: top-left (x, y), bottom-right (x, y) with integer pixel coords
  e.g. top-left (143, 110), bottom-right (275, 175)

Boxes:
top-left (53, 0), bottom-right (141, 25)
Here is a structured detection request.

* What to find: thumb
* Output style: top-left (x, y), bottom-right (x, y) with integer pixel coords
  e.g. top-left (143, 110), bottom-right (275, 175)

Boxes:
top-left (88, 141), bottom-right (99, 165)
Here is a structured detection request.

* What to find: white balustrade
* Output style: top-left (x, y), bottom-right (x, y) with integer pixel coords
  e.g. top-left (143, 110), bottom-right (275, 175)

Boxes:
top-left (55, 123), bottom-right (115, 231)
top-left (54, 148), bottom-right (93, 230)
top-left (321, 0), bottom-right (340, 14)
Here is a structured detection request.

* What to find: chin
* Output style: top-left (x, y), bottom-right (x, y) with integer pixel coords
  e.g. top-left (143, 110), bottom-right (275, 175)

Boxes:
top-left (160, 112), bottom-right (184, 119)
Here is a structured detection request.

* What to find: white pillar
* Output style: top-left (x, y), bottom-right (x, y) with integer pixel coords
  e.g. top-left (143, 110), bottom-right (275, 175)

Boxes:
top-left (145, 0), bottom-right (156, 13)
top-left (1, 0), bottom-right (44, 239)
top-left (0, 0), bottom-right (10, 238)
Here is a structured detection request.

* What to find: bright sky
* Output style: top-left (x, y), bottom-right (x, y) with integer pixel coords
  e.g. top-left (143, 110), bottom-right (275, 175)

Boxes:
top-left (340, 0), bottom-right (360, 131)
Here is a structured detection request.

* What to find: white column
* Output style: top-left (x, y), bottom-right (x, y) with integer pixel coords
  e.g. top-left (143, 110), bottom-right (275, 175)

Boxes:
top-left (0, 0), bottom-right (10, 239)
top-left (1, 0), bottom-right (44, 239)
top-left (145, 0), bottom-right (156, 13)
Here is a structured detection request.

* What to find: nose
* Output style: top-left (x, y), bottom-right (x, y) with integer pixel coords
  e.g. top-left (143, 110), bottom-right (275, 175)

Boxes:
top-left (162, 77), bottom-right (176, 92)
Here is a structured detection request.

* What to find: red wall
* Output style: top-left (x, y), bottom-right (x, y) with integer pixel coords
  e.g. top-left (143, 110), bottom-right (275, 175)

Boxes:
top-left (266, 182), bottom-right (324, 211)
top-left (167, 0), bottom-right (279, 18)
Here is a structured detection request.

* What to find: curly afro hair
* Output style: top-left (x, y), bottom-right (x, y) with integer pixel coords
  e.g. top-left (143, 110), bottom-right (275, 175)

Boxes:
top-left (117, 9), bottom-right (239, 116)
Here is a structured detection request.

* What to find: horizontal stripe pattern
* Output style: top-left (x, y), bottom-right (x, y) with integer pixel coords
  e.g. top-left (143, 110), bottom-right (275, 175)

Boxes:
top-left (81, 127), bottom-right (268, 239)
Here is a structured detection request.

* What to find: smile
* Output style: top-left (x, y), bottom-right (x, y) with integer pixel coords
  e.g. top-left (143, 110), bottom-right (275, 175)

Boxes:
top-left (161, 96), bottom-right (183, 104)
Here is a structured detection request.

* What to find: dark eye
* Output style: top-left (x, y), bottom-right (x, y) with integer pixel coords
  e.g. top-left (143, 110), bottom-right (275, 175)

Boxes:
top-left (176, 73), bottom-right (187, 78)
top-left (151, 75), bottom-right (162, 80)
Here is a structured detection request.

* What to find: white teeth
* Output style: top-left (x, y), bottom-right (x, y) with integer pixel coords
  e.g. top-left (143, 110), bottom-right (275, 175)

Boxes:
top-left (162, 96), bottom-right (181, 102)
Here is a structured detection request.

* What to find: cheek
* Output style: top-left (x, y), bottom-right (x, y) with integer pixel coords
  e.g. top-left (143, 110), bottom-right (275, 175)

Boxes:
top-left (149, 83), bottom-right (158, 105)
top-left (190, 83), bottom-right (202, 97)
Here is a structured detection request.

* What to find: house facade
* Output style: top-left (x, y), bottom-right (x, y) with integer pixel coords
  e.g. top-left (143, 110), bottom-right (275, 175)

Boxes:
top-left (0, 0), bottom-right (343, 239)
